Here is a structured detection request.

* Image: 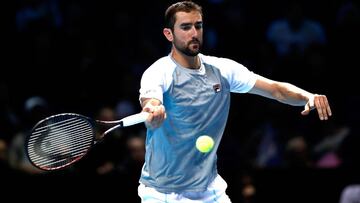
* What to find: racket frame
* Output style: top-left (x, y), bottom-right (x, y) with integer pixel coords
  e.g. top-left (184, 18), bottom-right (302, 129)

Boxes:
top-left (25, 113), bottom-right (133, 171)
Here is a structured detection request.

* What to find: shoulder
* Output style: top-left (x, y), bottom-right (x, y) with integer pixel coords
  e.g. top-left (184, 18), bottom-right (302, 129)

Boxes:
top-left (143, 55), bottom-right (176, 76)
top-left (149, 55), bottom-right (175, 70)
top-left (199, 54), bottom-right (256, 92)
top-left (199, 53), bottom-right (224, 63)
top-left (199, 53), bottom-right (248, 73)
top-left (199, 54), bottom-right (240, 68)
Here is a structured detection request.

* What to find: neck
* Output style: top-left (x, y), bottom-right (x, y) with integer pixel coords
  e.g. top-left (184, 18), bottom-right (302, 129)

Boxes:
top-left (171, 48), bottom-right (200, 69)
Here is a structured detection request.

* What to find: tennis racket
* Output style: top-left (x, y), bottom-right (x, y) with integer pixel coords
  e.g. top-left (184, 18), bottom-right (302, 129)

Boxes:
top-left (25, 111), bottom-right (149, 171)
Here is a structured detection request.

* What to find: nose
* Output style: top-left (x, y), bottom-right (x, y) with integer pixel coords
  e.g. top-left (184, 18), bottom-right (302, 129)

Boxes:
top-left (190, 26), bottom-right (199, 37)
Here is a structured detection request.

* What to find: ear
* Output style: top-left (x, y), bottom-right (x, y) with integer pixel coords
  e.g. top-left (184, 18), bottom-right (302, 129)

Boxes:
top-left (163, 28), bottom-right (173, 42)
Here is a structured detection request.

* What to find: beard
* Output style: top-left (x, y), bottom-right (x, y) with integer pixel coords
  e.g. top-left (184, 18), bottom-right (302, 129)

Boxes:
top-left (173, 38), bottom-right (202, 57)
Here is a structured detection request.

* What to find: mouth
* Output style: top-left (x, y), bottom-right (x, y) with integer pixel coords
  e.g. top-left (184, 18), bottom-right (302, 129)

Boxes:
top-left (191, 43), bottom-right (199, 48)
top-left (189, 40), bottom-right (200, 49)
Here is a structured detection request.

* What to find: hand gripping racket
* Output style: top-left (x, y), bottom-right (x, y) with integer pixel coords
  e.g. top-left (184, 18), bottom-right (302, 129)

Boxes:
top-left (25, 112), bottom-right (149, 171)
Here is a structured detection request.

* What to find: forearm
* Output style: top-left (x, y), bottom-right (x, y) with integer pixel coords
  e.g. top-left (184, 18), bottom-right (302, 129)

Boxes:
top-left (248, 74), bottom-right (331, 120)
top-left (249, 75), bottom-right (314, 106)
top-left (273, 82), bottom-right (313, 106)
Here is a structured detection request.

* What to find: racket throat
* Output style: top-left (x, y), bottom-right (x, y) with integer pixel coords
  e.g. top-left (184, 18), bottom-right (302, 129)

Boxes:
top-left (103, 121), bottom-right (124, 136)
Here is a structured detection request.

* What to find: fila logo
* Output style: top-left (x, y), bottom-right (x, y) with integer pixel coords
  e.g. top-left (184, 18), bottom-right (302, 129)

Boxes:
top-left (213, 83), bottom-right (221, 93)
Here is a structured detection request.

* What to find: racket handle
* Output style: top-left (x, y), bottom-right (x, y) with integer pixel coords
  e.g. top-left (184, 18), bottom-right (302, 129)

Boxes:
top-left (121, 112), bottom-right (149, 127)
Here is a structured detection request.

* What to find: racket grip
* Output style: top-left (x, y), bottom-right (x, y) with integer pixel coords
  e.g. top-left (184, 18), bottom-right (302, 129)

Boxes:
top-left (121, 112), bottom-right (149, 127)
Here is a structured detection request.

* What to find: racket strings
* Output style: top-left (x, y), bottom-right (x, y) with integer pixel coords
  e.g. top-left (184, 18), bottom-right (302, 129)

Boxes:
top-left (27, 116), bottom-right (94, 170)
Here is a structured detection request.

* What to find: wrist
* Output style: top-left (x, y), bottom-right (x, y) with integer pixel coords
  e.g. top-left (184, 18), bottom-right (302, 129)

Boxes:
top-left (307, 94), bottom-right (315, 108)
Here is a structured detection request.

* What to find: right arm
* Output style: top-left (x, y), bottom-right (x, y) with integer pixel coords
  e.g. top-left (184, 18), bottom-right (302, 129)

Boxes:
top-left (139, 57), bottom-right (174, 129)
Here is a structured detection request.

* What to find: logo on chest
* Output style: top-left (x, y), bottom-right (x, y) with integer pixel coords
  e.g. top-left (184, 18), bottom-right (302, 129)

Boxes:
top-left (213, 83), bottom-right (221, 93)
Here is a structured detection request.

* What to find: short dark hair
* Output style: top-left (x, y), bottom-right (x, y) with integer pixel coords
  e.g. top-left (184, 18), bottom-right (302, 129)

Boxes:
top-left (164, 1), bottom-right (203, 30)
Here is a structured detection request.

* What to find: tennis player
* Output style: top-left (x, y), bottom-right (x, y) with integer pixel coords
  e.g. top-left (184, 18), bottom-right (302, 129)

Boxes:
top-left (138, 1), bottom-right (332, 202)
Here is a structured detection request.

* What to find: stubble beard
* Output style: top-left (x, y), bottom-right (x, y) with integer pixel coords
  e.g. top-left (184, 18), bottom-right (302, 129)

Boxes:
top-left (174, 38), bottom-right (202, 57)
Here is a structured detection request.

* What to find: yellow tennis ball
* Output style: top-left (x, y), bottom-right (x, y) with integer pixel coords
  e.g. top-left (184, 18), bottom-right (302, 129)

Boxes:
top-left (196, 135), bottom-right (214, 153)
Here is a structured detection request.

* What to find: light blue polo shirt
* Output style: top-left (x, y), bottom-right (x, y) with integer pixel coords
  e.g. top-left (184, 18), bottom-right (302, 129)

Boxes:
top-left (139, 53), bottom-right (257, 193)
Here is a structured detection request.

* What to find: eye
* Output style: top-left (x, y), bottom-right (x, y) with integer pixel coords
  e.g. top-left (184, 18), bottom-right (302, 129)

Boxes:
top-left (180, 24), bottom-right (192, 31)
top-left (194, 22), bottom-right (203, 29)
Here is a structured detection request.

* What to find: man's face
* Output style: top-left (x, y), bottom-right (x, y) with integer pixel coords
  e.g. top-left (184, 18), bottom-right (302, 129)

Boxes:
top-left (172, 11), bottom-right (203, 56)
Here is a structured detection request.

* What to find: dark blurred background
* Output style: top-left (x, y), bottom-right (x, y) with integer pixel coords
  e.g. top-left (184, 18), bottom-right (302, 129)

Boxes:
top-left (2, 0), bottom-right (360, 202)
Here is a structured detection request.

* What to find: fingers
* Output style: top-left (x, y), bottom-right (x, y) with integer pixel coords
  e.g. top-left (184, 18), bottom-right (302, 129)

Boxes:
top-left (323, 96), bottom-right (332, 117)
top-left (143, 103), bottom-right (166, 129)
top-left (303, 94), bottom-right (332, 120)
top-left (315, 94), bottom-right (332, 120)
top-left (151, 105), bottom-right (166, 127)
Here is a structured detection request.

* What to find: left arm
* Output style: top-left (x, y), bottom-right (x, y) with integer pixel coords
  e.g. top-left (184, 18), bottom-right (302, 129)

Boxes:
top-left (248, 74), bottom-right (332, 120)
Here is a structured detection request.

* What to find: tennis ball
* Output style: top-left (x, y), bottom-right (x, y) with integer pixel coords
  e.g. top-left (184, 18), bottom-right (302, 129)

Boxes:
top-left (196, 135), bottom-right (214, 153)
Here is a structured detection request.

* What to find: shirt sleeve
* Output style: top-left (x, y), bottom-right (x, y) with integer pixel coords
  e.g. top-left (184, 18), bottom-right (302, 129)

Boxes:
top-left (214, 57), bottom-right (257, 93)
top-left (139, 67), bottom-right (165, 104)
top-left (139, 57), bottom-right (175, 104)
